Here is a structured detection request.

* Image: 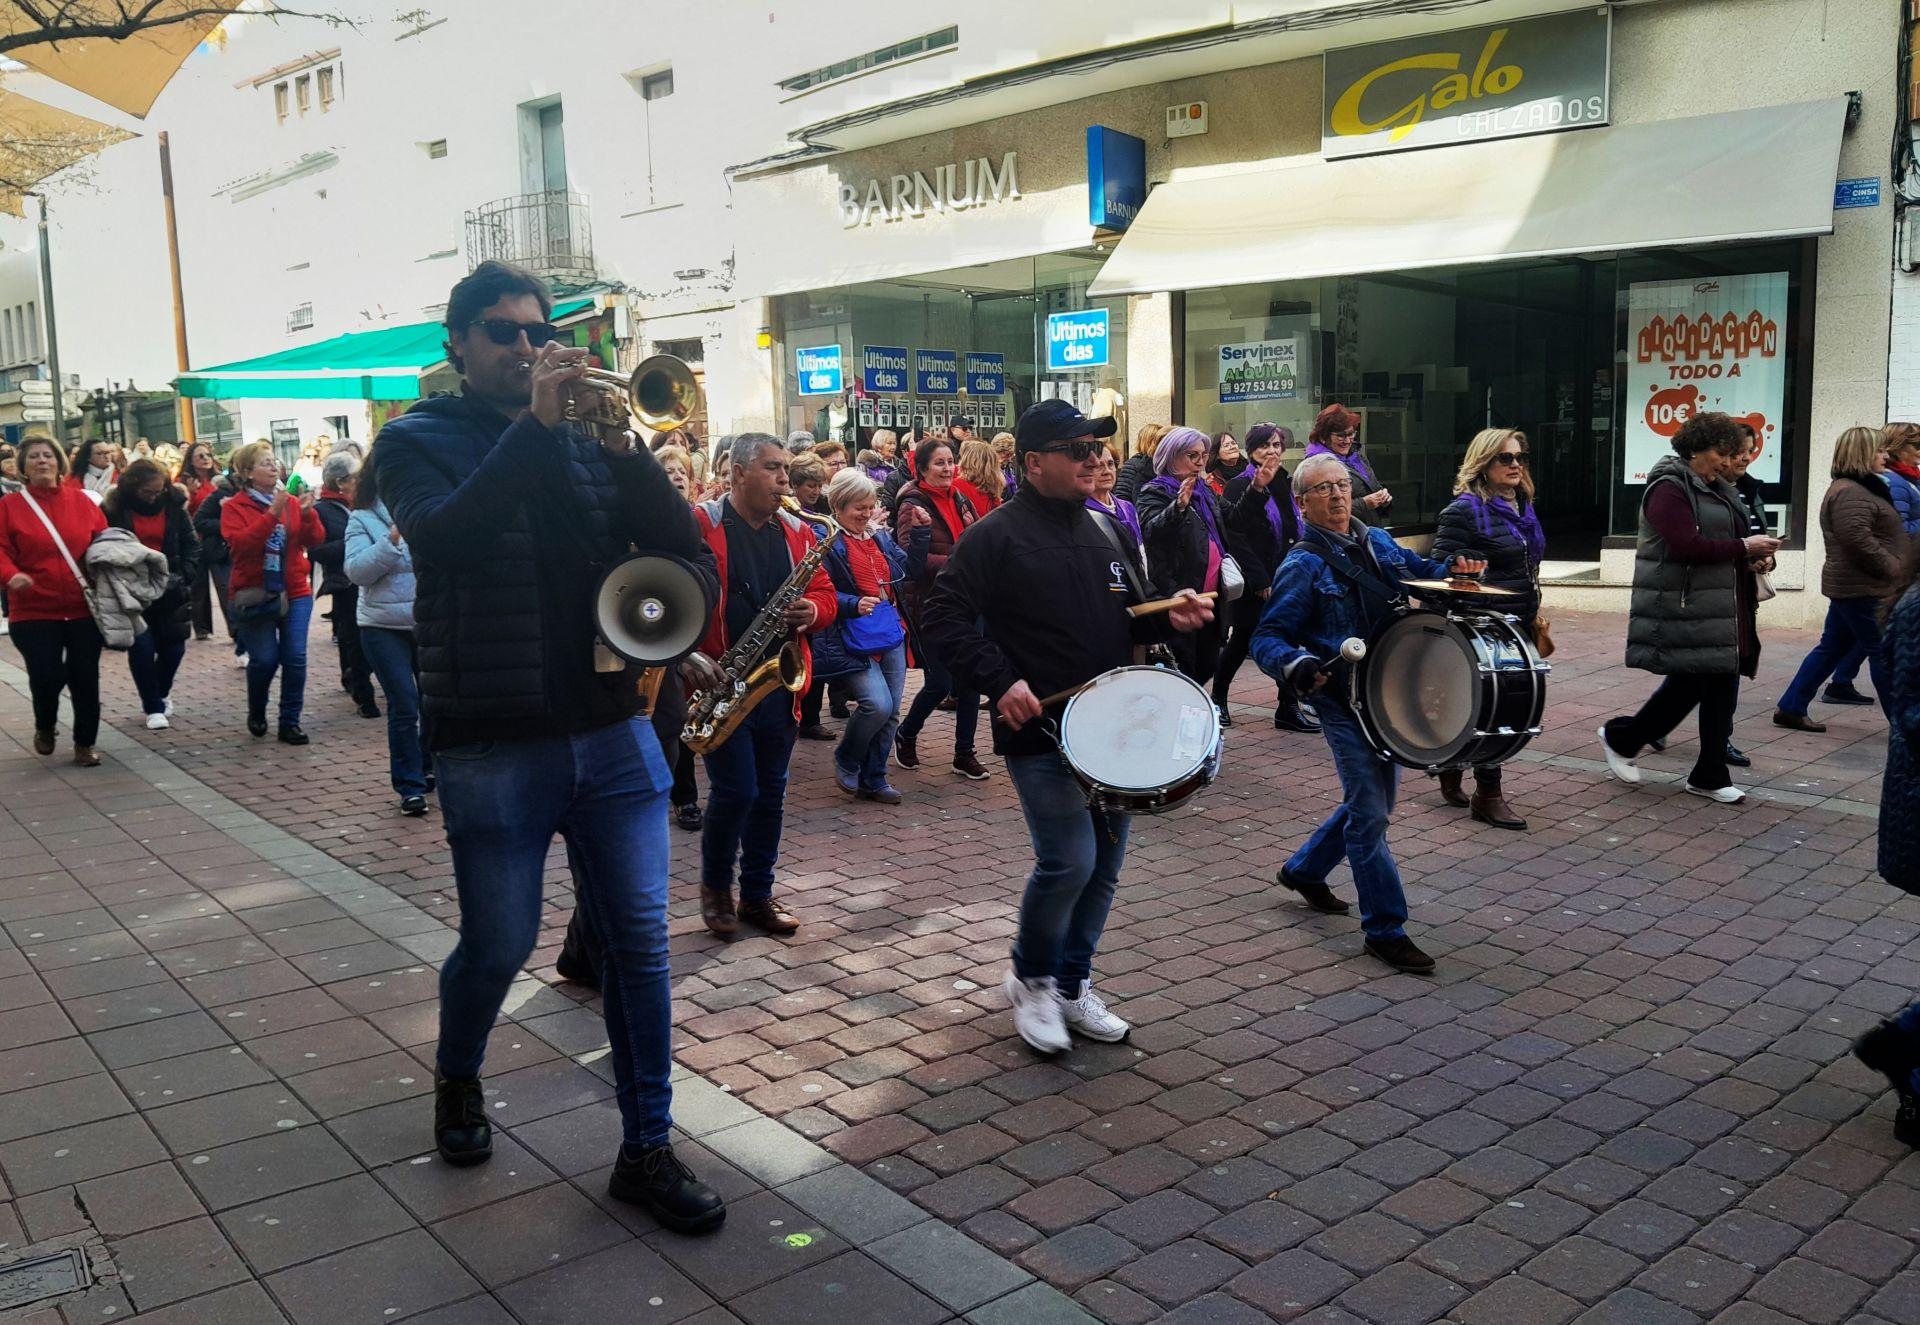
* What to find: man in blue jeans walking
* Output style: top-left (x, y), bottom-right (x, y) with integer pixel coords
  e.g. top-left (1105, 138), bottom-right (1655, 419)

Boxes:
top-left (689, 435), bottom-right (839, 939)
top-left (920, 401), bottom-right (1213, 1055)
top-left (1251, 453), bottom-right (1484, 974)
top-left (377, 261), bottom-right (726, 1234)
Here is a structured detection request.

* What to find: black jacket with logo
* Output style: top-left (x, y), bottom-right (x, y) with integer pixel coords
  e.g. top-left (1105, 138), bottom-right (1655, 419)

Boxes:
top-left (919, 484), bottom-right (1175, 758)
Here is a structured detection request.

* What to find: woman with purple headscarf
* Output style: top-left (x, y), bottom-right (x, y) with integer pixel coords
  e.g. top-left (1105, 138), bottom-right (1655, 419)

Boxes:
top-left (1136, 425), bottom-right (1229, 683)
top-left (1428, 428), bottom-right (1545, 832)
top-left (1214, 423), bottom-right (1316, 733)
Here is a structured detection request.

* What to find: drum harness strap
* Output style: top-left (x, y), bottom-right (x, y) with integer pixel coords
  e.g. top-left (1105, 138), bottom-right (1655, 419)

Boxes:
top-left (1290, 531), bottom-right (1409, 714)
top-left (1078, 509), bottom-right (1173, 839)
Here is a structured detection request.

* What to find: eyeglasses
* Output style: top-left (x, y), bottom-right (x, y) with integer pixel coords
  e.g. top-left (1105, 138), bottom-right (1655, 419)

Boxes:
top-left (1332, 430), bottom-right (1359, 440)
top-left (1492, 452), bottom-right (1528, 467)
top-left (1301, 479), bottom-right (1353, 497)
top-left (469, 318), bottom-right (560, 349)
top-left (1037, 439), bottom-right (1101, 461)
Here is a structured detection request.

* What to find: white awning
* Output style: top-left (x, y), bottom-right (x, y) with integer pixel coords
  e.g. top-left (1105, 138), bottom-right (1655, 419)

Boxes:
top-left (1087, 100), bottom-right (1848, 297)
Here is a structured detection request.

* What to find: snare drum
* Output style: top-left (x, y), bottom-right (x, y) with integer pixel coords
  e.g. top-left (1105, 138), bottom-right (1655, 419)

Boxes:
top-left (1350, 609), bottom-right (1547, 771)
top-left (1056, 666), bottom-right (1222, 814)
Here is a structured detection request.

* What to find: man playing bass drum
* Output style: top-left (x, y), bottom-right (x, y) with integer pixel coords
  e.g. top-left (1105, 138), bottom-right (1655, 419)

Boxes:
top-left (920, 400), bottom-right (1213, 1056)
top-left (1250, 453), bottom-right (1484, 974)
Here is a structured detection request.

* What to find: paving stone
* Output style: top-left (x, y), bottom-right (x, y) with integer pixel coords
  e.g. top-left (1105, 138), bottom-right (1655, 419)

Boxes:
top-left (1411, 1222), bottom-right (1532, 1287)
top-left (1629, 1246), bottom-right (1755, 1315)
top-left (1453, 1274), bottom-right (1582, 1325)
top-left (1227, 1247), bottom-right (1357, 1320)
top-left (1522, 1236), bottom-right (1648, 1302)
top-left (1018, 1226), bottom-right (1139, 1292)
top-left (498, 1239), bottom-right (715, 1324)
top-left (1748, 1256), bottom-right (1874, 1324)
top-left (111, 1214), bottom-right (251, 1310)
top-left (1112, 1238), bottom-right (1246, 1307)
top-left (732, 1251), bottom-right (945, 1325)
top-left (216, 1172), bottom-right (417, 1274)
top-left (869, 1218), bottom-right (1032, 1313)
top-left (181, 1126), bottom-right (360, 1210)
top-left (1334, 1261), bottom-right (1465, 1324)
top-left (374, 1134), bottom-right (557, 1222)
top-left (434, 1182), bottom-right (630, 1286)
top-left (1098, 1188), bottom-right (1217, 1249)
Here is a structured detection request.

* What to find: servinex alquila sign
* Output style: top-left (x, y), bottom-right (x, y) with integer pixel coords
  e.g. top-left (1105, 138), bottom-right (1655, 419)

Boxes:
top-left (1322, 8), bottom-right (1610, 160)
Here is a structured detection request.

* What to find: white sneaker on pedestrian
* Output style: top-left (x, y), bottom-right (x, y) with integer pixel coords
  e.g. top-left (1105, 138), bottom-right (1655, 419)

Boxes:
top-left (0, 617), bottom-right (8, 635)
top-left (162, 698), bottom-right (174, 717)
top-left (1057, 981), bottom-right (1130, 1043)
top-left (1684, 782), bottom-right (1745, 804)
top-left (146, 713), bottom-right (170, 730)
top-left (1597, 726), bottom-right (1640, 784)
top-left (232, 653), bottom-right (248, 668)
top-left (1001, 971), bottom-right (1070, 1055)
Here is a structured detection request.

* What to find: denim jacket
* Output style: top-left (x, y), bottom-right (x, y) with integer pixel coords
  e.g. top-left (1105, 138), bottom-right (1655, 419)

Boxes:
top-left (1250, 523), bottom-right (1447, 680)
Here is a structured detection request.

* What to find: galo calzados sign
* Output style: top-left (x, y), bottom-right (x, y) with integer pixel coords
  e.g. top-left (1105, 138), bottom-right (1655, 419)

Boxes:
top-left (1321, 9), bottom-right (1610, 159)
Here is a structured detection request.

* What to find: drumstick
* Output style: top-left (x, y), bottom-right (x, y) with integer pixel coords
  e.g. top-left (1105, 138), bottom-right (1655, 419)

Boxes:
top-left (1126, 590), bottom-right (1219, 619)
top-left (990, 680), bottom-right (1093, 723)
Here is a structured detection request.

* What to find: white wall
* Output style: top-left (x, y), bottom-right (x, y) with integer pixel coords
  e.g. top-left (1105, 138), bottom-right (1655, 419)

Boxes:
top-left (1891, 259), bottom-right (1920, 422)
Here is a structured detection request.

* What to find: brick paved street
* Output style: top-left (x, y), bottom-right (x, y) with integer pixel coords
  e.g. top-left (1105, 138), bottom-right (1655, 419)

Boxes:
top-left (3, 607), bottom-right (1919, 1323)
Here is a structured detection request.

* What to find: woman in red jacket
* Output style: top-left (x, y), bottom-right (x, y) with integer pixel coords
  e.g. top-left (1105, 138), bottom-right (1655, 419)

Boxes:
top-left (221, 440), bottom-right (326, 744)
top-left (0, 435), bottom-right (108, 765)
top-left (893, 436), bottom-right (986, 780)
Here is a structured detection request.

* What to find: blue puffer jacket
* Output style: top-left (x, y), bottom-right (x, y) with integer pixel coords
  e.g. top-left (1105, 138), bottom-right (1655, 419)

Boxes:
top-left (343, 501), bottom-right (416, 631)
top-left (1884, 467), bottom-right (1920, 538)
top-left (1250, 522), bottom-right (1448, 682)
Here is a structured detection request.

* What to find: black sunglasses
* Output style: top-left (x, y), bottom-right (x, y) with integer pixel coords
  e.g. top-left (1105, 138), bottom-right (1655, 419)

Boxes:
top-left (1492, 452), bottom-right (1528, 467)
top-left (1038, 439), bottom-right (1101, 461)
top-left (469, 318), bottom-right (560, 349)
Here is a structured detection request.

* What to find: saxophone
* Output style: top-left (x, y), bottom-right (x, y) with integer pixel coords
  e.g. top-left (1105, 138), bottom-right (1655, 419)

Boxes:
top-left (682, 498), bottom-right (841, 754)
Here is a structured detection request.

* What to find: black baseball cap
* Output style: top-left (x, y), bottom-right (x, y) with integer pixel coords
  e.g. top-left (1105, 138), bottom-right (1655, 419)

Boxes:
top-left (1014, 399), bottom-right (1118, 455)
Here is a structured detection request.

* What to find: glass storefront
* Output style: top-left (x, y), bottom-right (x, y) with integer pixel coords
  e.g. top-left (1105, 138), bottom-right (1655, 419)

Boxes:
top-left (1182, 240), bottom-right (1809, 558)
top-left (774, 250), bottom-right (1127, 447)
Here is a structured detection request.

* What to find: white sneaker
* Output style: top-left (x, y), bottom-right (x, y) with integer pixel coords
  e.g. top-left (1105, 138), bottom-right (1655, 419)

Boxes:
top-left (1001, 971), bottom-right (1070, 1055)
top-left (1684, 782), bottom-right (1745, 804)
top-left (0, 617), bottom-right (8, 635)
top-left (162, 698), bottom-right (174, 717)
top-left (1597, 726), bottom-right (1640, 784)
top-left (232, 653), bottom-right (248, 668)
top-left (1057, 981), bottom-right (1130, 1043)
top-left (146, 713), bottom-right (170, 730)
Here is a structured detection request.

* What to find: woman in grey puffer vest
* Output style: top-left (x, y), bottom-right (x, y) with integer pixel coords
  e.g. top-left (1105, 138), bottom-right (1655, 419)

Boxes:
top-left (1598, 412), bottom-right (1780, 803)
top-left (343, 456), bottom-right (431, 816)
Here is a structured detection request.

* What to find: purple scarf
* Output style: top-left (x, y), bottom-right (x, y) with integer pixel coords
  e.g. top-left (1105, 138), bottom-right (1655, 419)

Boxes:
top-left (1088, 495), bottom-right (1141, 546)
top-left (1146, 474), bottom-right (1224, 551)
top-left (1459, 491), bottom-right (1546, 570)
top-left (1305, 440), bottom-right (1376, 487)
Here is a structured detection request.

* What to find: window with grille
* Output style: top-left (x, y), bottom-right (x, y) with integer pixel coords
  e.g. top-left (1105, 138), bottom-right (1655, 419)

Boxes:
top-left (269, 419), bottom-right (302, 465)
top-left (317, 65), bottom-right (336, 110)
top-left (286, 303), bottom-right (314, 334)
top-left (295, 74), bottom-right (311, 114)
top-left (274, 81), bottom-right (289, 122)
top-left (779, 28), bottom-right (956, 93)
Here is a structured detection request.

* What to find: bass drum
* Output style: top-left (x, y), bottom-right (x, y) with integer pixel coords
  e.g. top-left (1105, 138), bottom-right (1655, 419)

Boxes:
top-left (1057, 666), bottom-right (1221, 815)
top-left (1352, 610), bottom-right (1547, 771)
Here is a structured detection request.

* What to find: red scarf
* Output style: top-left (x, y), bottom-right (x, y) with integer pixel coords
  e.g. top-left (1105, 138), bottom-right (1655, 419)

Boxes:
top-left (918, 481), bottom-right (967, 542)
top-left (1892, 459), bottom-right (1920, 484)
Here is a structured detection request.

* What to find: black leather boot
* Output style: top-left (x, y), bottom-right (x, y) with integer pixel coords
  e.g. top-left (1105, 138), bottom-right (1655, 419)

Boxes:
top-left (433, 1072), bottom-right (492, 1167)
top-left (608, 1141), bottom-right (726, 1234)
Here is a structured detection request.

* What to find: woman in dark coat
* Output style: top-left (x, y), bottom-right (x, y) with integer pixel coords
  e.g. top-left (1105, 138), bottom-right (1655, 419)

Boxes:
top-left (102, 459), bottom-right (199, 729)
top-left (1429, 429), bottom-right (1543, 830)
top-left (1137, 425), bottom-right (1229, 684)
top-left (1598, 412), bottom-right (1780, 803)
top-left (1206, 431), bottom-right (1249, 496)
top-left (1305, 403), bottom-right (1391, 521)
top-left (1113, 422), bottom-right (1166, 506)
top-left (1856, 547), bottom-right (1920, 1148)
top-left (1773, 426), bottom-right (1906, 730)
top-left (1212, 423), bottom-right (1312, 731)
top-left (892, 436), bottom-right (986, 779)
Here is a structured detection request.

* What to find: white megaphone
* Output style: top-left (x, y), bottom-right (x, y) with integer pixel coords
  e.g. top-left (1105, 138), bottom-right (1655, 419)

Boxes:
top-left (592, 554), bottom-right (708, 671)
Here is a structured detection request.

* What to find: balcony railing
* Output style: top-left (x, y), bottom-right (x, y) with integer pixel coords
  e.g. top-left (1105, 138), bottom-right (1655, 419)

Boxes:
top-left (464, 189), bottom-right (596, 282)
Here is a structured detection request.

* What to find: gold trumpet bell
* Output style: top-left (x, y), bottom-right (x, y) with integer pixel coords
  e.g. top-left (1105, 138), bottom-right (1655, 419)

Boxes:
top-left (566, 353), bottom-right (701, 438)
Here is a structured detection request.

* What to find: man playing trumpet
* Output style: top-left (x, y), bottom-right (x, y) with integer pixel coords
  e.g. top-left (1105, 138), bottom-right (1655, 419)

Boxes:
top-left (376, 261), bottom-right (727, 1233)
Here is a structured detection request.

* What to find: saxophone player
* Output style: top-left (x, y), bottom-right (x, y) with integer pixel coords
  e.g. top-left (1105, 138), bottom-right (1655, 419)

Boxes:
top-left (691, 433), bottom-right (839, 937)
top-left (376, 261), bottom-right (727, 1232)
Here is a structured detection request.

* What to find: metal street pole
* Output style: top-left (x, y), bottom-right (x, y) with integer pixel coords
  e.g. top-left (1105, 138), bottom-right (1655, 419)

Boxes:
top-left (31, 194), bottom-right (66, 440)
top-left (159, 133), bottom-right (195, 443)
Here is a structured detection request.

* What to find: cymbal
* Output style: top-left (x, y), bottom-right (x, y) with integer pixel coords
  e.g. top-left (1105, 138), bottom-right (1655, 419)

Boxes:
top-left (1403, 579), bottom-right (1522, 596)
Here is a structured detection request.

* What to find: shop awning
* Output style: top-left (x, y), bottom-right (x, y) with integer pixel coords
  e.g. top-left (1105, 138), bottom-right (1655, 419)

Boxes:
top-left (1087, 99), bottom-right (1848, 298)
top-left (177, 298), bottom-right (593, 401)
top-left (3, 1), bottom-right (244, 118)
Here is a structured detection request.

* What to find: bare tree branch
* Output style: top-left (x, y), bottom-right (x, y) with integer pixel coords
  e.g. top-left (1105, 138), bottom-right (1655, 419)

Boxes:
top-left (1, 2), bottom-right (347, 58)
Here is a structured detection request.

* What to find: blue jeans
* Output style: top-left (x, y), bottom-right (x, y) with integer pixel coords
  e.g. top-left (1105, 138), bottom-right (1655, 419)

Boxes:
top-left (1007, 754), bottom-right (1131, 995)
top-left (835, 645), bottom-right (907, 791)
top-left (360, 626), bottom-right (431, 797)
top-left (897, 653), bottom-right (978, 755)
top-left (700, 699), bottom-right (798, 901)
top-left (237, 595), bottom-right (313, 729)
top-left (435, 717), bottom-right (674, 1148)
top-left (1289, 702), bottom-right (1409, 940)
top-left (127, 631), bottom-right (185, 715)
top-left (1779, 597), bottom-right (1889, 716)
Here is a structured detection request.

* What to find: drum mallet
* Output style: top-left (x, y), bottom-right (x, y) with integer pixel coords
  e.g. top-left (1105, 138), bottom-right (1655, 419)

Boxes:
top-left (1285, 637), bottom-right (1367, 694)
top-left (1125, 590), bottom-right (1219, 619)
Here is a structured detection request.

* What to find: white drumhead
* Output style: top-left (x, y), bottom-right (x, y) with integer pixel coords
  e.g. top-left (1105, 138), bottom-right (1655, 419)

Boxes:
top-left (1364, 613), bottom-right (1477, 761)
top-left (1058, 667), bottom-right (1219, 791)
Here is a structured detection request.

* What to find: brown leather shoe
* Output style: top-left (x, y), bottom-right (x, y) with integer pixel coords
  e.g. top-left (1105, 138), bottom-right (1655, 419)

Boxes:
top-left (737, 897), bottom-right (800, 935)
top-left (32, 729), bottom-right (55, 756)
top-left (72, 745), bottom-right (100, 768)
top-left (1772, 710), bottom-right (1827, 733)
top-left (700, 889), bottom-right (739, 938)
top-left (1470, 791), bottom-right (1527, 831)
top-left (1435, 768), bottom-right (1469, 808)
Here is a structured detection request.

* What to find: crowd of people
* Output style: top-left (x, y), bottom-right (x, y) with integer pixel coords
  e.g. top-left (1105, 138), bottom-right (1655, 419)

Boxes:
top-left (8, 255), bottom-right (1920, 1218)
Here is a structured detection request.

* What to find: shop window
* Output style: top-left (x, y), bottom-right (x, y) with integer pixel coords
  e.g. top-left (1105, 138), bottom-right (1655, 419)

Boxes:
top-left (653, 337), bottom-right (703, 363)
top-left (778, 27), bottom-right (957, 93)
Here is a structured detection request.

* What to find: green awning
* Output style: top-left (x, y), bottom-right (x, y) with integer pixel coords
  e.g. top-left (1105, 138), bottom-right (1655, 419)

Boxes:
top-left (177, 298), bottom-right (595, 401)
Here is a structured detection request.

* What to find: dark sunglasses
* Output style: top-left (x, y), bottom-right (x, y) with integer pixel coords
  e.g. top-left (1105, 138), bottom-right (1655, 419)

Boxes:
top-left (1038, 439), bottom-right (1101, 461)
top-left (1492, 452), bottom-right (1528, 467)
top-left (469, 318), bottom-right (560, 349)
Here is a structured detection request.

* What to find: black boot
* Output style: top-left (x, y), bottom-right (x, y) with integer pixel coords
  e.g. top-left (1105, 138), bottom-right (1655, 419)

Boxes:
top-left (433, 1072), bottom-right (492, 1167)
top-left (608, 1141), bottom-right (726, 1234)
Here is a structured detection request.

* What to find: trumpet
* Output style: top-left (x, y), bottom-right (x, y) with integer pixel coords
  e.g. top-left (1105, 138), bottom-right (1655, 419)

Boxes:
top-left (563, 353), bottom-right (701, 442)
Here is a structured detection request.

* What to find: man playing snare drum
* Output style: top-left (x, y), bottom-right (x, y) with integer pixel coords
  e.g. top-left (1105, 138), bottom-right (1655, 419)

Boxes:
top-left (1251, 452), bottom-right (1484, 973)
top-left (920, 400), bottom-right (1212, 1055)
